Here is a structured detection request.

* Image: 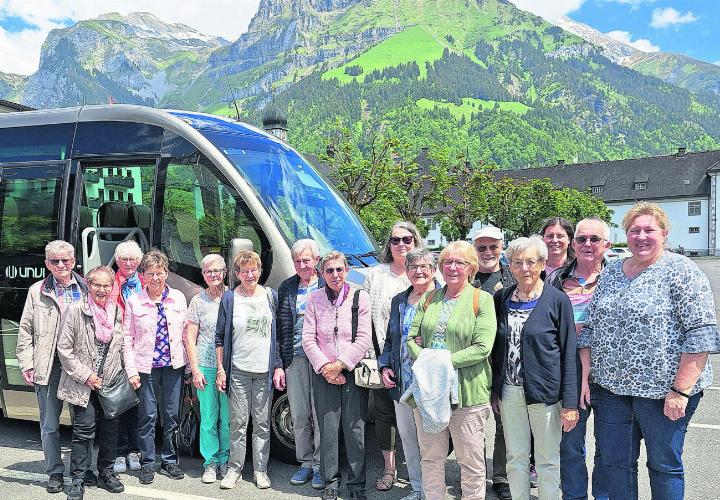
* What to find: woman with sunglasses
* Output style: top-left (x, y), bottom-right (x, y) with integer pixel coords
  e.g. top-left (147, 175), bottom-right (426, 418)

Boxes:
top-left (407, 241), bottom-right (497, 500)
top-left (303, 251), bottom-right (372, 500)
top-left (183, 254), bottom-right (230, 484)
top-left (362, 220), bottom-right (424, 492)
top-left (215, 250), bottom-right (280, 490)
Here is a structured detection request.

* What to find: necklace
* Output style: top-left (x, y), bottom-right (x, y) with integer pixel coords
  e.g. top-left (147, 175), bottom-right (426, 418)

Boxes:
top-left (238, 284), bottom-right (256, 298)
top-left (512, 284), bottom-right (543, 302)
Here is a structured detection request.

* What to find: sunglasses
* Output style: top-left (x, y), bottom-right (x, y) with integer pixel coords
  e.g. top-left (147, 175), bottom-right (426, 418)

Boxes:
top-left (48, 258), bottom-right (73, 266)
top-left (475, 244), bottom-right (499, 252)
top-left (574, 235), bottom-right (605, 245)
top-left (324, 267), bottom-right (346, 275)
top-left (389, 236), bottom-right (414, 245)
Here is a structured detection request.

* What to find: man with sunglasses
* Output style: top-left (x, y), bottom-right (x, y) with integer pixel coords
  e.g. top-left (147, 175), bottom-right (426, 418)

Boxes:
top-left (546, 217), bottom-right (611, 500)
top-left (17, 240), bottom-right (88, 494)
top-left (470, 226), bottom-right (514, 500)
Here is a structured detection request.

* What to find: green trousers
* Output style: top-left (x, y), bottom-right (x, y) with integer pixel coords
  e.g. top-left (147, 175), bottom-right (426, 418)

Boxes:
top-left (198, 365), bottom-right (230, 467)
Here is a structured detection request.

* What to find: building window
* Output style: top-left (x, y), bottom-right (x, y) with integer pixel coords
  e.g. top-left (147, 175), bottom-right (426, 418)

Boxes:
top-left (689, 227), bottom-right (700, 234)
top-left (591, 185), bottom-right (603, 194)
top-left (634, 182), bottom-right (647, 191)
top-left (427, 240), bottom-right (436, 246)
top-left (688, 201), bottom-right (701, 216)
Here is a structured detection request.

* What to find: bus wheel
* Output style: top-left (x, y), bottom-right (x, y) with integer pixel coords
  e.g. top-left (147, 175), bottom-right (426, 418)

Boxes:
top-left (270, 392), bottom-right (297, 464)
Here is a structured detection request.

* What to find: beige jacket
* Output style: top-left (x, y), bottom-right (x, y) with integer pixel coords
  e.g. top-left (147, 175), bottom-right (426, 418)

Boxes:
top-left (56, 299), bottom-right (124, 408)
top-left (16, 273), bottom-right (87, 386)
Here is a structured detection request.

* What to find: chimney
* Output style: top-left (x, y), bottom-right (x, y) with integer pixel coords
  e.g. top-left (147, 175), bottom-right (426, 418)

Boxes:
top-left (677, 147), bottom-right (687, 157)
top-left (557, 159), bottom-right (565, 167)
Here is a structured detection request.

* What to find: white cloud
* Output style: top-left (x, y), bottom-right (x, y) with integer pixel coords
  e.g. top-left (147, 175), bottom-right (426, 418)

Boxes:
top-left (508, 0), bottom-right (585, 22)
top-left (606, 30), bottom-right (660, 52)
top-left (650, 7), bottom-right (698, 28)
top-left (0, 0), bottom-right (260, 75)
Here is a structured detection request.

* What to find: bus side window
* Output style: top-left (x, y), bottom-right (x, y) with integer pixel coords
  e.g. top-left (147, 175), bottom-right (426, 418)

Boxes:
top-left (159, 155), bottom-right (269, 282)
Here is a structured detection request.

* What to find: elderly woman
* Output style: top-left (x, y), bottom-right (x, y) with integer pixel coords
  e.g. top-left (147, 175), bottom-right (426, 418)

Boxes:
top-left (540, 217), bottom-right (575, 275)
top-left (110, 240), bottom-right (144, 474)
top-left (578, 202), bottom-right (720, 500)
top-left (363, 220), bottom-right (424, 491)
top-left (123, 249), bottom-right (188, 485)
top-left (378, 248), bottom-right (441, 500)
top-left (275, 239), bottom-right (325, 489)
top-left (57, 266), bottom-right (125, 499)
top-left (407, 240), bottom-right (496, 500)
top-left (303, 251), bottom-right (372, 500)
top-left (491, 236), bottom-right (578, 500)
top-left (183, 254), bottom-right (230, 484)
top-left (215, 250), bottom-right (280, 490)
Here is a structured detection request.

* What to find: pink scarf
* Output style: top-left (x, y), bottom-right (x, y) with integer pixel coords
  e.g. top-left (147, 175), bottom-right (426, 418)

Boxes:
top-left (88, 296), bottom-right (116, 343)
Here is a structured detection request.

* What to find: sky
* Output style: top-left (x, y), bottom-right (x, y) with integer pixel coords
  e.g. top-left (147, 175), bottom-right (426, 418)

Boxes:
top-left (0, 0), bottom-right (717, 76)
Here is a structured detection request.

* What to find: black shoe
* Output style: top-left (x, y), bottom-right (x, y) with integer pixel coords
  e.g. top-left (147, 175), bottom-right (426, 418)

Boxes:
top-left (350, 491), bottom-right (367, 500)
top-left (66, 479), bottom-right (84, 500)
top-left (139, 466), bottom-right (155, 484)
top-left (46, 473), bottom-right (64, 493)
top-left (98, 471), bottom-right (125, 493)
top-left (83, 470), bottom-right (97, 487)
top-left (158, 462), bottom-right (185, 480)
top-left (321, 488), bottom-right (338, 500)
top-left (493, 482), bottom-right (512, 500)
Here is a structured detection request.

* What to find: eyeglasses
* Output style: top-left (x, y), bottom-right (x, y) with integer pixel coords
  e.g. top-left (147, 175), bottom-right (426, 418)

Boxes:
top-left (442, 260), bottom-right (469, 269)
top-left (324, 267), bottom-right (346, 275)
top-left (475, 244), bottom-right (499, 252)
top-left (389, 236), bottom-right (414, 245)
top-left (236, 268), bottom-right (259, 276)
top-left (510, 259), bottom-right (540, 268)
top-left (144, 271), bottom-right (167, 278)
top-left (408, 264), bottom-right (433, 272)
top-left (203, 269), bottom-right (226, 275)
top-left (574, 235), bottom-right (605, 245)
top-left (47, 258), bottom-right (74, 266)
top-left (89, 283), bottom-right (113, 290)
top-left (117, 257), bottom-right (140, 263)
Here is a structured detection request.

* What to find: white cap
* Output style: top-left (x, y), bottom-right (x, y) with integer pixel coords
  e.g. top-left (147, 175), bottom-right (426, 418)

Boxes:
top-left (472, 226), bottom-right (503, 241)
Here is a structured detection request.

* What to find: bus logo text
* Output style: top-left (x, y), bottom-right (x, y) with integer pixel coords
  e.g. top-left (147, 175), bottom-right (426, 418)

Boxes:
top-left (5, 266), bottom-right (46, 280)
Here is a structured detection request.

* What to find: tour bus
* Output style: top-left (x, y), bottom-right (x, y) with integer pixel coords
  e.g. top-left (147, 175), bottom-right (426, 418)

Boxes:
top-left (0, 104), bottom-right (379, 461)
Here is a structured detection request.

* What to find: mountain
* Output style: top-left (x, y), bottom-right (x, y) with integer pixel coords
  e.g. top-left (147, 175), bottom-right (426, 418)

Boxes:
top-left (554, 16), bottom-right (720, 96)
top-left (2, 1), bottom-right (720, 169)
top-left (0, 71), bottom-right (27, 101)
top-left (20, 12), bottom-right (228, 108)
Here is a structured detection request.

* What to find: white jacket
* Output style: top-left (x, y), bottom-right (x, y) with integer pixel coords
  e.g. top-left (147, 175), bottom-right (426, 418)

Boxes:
top-left (400, 348), bottom-right (457, 434)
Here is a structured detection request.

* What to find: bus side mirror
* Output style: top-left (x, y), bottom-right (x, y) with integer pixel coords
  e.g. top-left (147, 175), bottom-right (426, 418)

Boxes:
top-left (227, 238), bottom-right (254, 289)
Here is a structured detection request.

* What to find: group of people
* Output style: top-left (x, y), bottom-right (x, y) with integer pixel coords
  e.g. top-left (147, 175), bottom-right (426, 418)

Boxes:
top-left (16, 200), bottom-right (719, 500)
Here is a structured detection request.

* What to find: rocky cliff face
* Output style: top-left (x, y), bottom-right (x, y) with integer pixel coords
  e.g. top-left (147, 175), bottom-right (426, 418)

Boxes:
top-left (19, 12), bottom-right (227, 108)
top-left (0, 72), bottom-right (27, 101)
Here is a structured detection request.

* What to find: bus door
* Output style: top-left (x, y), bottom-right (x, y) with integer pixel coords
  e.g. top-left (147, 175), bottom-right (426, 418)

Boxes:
top-left (0, 162), bottom-right (68, 418)
top-left (74, 160), bottom-right (156, 275)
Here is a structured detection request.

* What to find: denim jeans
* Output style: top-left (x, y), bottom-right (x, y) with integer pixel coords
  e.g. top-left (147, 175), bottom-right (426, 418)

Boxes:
top-left (137, 366), bottom-right (183, 466)
top-left (595, 385), bottom-right (702, 500)
top-left (560, 382), bottom-right (608, 500)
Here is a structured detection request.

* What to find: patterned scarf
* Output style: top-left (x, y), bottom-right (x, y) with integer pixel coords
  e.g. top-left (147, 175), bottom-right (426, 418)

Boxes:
top-left (121, 271), bottom-right (143, 300)
top-left (88, 296), bottom-right (116, 343)
top-left (325, 282), bottom-right (350, 307)
top-left (152, 286), bottom-right (172, 367)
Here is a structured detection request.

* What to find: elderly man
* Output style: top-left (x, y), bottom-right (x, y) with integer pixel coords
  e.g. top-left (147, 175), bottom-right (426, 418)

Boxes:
top-left (110, 240), bottom-right (145, 474)
top-left (274, 239), bottom-right (325, 490)
top-left (16, 240), bottom-right (88, 493)
top-left (471, 226), bottom-right (514, 500)
top-left (547, 217), bottom-right (611, 500)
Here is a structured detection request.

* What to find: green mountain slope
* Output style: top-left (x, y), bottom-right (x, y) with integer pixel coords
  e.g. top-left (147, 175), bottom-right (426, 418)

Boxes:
top-left (626, 52), bottom-right (720, 96)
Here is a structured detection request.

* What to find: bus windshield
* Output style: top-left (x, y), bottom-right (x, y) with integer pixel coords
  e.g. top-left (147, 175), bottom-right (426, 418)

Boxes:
top-left (173, 112), bottom-right (377, 257)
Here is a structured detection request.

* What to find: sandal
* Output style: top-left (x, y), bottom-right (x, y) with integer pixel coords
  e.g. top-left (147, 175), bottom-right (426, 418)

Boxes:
top-left (375, 469), bottom-right (397, 491)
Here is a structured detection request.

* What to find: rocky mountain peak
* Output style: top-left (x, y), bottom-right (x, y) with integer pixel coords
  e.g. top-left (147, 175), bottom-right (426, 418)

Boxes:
top-left (554, 16), bottom-right (640, 64)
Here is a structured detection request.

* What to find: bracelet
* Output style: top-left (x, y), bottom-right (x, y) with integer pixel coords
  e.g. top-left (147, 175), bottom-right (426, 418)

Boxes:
top-left (670, 386), bottom-right (690, 398)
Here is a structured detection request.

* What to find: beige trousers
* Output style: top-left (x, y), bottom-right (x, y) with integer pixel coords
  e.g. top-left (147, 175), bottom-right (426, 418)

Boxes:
top-left (414, 404), bottom-right (492, 500)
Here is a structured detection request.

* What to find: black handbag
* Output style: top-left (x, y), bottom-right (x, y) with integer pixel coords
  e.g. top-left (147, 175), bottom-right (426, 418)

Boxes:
top-left (96, 340), bottom-right (139, 419)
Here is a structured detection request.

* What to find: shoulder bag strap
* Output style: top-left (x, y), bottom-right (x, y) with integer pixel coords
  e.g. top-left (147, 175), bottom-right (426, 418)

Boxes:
top-left (473, 287), bottom-right (481, 317)
top-left (423, 289), bottom-right (438, 310)
top-left (351, 289), bottom-right (360, 343)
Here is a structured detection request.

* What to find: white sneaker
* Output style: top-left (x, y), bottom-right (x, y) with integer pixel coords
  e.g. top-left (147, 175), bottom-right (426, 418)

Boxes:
top-left (201, 463), bottom-right (217, 484)
top-left (127, 452), bottom-right (141, 471)
top-left (400, 492), bottom-right (422, 500)
top-left (220, 467), bottom-right (240, 489)
top-left (113, 457), bottom-right (127, 474)
top-left (254, 471), bottom-right (271, 489)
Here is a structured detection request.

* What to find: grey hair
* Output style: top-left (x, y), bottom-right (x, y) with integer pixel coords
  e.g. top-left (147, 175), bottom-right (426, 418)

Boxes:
top-left (379, 221), bottom-right (425, 264)
top-left (405, 248), bottom-right (436, 270)
top-left (45, 240), bottom-right (75, 259)
top-left (291, 239), bottom-right (320, 259)
top-left (505, 235), bottom-right (549, 263)
top-left (201, 253), bottom-right (226, 271)
top-left (575, 217), bottom-right (611, 240)
top-left (140, 249), bottom-right (169, 273)
top-left (114, 240), bottom-right (144, 262)
top-left (86, 265), bottom-right (115, 284)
